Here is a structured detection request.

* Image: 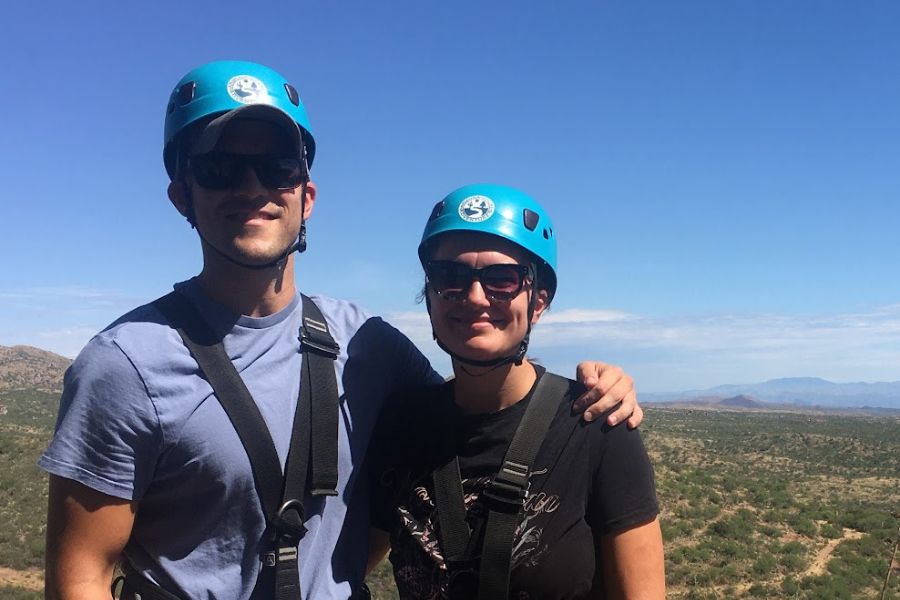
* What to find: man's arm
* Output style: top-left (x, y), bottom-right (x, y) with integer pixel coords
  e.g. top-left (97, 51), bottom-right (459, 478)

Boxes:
top-left (368, 318), bottom-right (642, 426)
top-left (599, 517), bottom-right (665, 599)
top-left (573, 362), bottom-right (642, 428)
top-left (45, 476), bottom-right (136, 600)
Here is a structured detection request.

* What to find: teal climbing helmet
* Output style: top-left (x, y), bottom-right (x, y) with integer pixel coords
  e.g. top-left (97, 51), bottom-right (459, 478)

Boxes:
top-left (163, 60), bottom-right (315, 178)
top-left (419, 184), bottom-right (558, 298)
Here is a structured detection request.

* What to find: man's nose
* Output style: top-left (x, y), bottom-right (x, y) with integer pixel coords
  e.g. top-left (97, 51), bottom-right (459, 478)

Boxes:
top-left (234, 165), bottom-right (267, 197)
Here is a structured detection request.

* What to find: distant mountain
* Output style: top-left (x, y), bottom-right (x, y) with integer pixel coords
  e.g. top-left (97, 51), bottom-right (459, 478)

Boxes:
top-left (660, 394), bottom-right (782, 411)
top-left (0, 345), bottom-right (70, 392)
top-left (644, 377), bottom-right (900, 410)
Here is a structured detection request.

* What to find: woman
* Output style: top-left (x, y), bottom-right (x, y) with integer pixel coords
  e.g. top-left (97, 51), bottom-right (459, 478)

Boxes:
top-left (369, 184), bottom-right (664, 599)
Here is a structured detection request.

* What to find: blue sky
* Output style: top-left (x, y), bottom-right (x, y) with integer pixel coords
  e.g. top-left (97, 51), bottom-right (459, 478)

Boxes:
top-left (2, 1), bottom-right (898, 391)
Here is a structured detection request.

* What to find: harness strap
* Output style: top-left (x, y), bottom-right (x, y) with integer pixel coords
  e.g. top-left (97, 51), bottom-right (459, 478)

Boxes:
top-left (431, 372), bottom-right (569, 599)
top-left (299, 307), bottom-right (340, 497)
top-left (115, 565), bottom-right (185, 600)
top-left (154, 292), bottom-right (284, 516)
top-left (433, 455), bottom-right (469, 561)
top-left (479, 373), bottom-right (567, 599)
top-left (150, 291), bottom-right (341, 600)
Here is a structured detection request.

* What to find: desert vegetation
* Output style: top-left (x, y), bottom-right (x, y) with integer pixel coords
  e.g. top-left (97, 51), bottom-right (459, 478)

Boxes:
top-left (1, 387), bottom-right (897, 598)
top-left (366, 408), bottom-right (900, 599)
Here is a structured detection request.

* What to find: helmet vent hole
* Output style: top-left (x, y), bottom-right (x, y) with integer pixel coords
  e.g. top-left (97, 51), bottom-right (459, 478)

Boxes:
top-left (523, 209), bottom-right (539, 231)
top-left (543, 228), bottom-right (550, 239)
top-left (285, 84), bottom-right (300, 106)
top-left (428, 200), bottom-right (445, 222)
top-left (166, 102), bottom-right (175, 115)
top-left (176, 82), bottom-right (196, 106)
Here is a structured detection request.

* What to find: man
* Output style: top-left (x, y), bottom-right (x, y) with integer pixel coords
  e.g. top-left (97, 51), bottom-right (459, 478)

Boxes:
top-left (41, 60), bottom-right (641, 600)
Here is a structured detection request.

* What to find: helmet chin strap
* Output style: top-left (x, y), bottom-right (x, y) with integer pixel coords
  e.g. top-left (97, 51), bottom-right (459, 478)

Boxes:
top-left (184, 180), bottom-right (310, 271)
top-left (434, 334), bottom-right (528, 370)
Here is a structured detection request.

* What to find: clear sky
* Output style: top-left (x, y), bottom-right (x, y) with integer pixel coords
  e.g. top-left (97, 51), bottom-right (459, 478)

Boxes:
top-left (2, 1), bottom-right (898, 391)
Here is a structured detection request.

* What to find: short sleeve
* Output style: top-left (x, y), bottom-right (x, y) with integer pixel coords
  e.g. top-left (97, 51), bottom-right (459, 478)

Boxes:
top-left (39, 335), bottom-right (163, 500)
top-left (587, 423), bottom-right (659, 535)
top-left (366, 391), bottom-right (411, 532)
top-left (353, 317), bottom-right (443, 397)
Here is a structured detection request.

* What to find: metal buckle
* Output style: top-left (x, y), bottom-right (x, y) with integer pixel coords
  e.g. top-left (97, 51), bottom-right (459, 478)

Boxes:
top-left (272, 499), bottom-right (307, 544)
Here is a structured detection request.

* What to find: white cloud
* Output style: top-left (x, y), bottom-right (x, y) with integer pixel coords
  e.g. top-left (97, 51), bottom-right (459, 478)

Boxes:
top-left (539, 308), bottom-right (634, 324)
top-left (388, 303), bottom-right (900, 390)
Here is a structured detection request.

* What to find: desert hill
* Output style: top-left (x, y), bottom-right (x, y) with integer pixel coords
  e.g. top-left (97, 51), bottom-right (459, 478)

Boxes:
top-left (0, 345), bottom-right (70, 392)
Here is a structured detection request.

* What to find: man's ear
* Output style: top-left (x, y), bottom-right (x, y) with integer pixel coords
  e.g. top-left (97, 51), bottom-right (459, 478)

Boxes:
top-left (167, 180), bottom-right (191, 218)
top-left (302, 181), bottom-right (317, 220)
top-left (531, 290), bottom-right (550, 325)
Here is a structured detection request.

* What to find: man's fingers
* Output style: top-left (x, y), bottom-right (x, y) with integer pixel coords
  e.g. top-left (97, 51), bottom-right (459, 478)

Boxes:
top-left (575, 361), bottom-right (607, 387)
top-left (573, 368), bottom-right (634, 418)
top-left (572, 386), bottom-right (600, 416)
top-left (594, 364), bottom-right (625, 392)
top-left (597, 390), bottom-right (637, 425)
top-left (626, 404), bottom-right (645, 429)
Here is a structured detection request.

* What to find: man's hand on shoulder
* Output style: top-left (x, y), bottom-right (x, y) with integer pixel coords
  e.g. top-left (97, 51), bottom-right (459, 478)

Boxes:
top-left (573, 362), bottom-right (642, 428)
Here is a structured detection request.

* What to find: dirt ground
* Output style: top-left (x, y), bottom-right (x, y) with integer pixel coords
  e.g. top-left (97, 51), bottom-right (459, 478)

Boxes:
top-left (0, 566), bottom-right (43, 591)
top-left (805, 527), bottom-right (864, 577)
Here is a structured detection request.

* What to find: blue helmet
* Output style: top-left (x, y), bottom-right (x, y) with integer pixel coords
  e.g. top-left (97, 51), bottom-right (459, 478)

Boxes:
top-left (163, 60), bottom-right (315, 178)
top-left (419, 184), bottom-right (558, 299)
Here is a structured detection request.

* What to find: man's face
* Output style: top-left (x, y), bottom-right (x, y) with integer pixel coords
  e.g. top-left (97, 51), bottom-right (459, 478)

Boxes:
top-left (179, 119), bottom-right (315, 268)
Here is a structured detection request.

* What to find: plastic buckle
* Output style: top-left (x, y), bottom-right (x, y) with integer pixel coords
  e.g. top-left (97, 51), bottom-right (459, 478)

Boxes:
top-left (277, 546), bottom-right (298, 564)
top-left (272, 499), bottom-right (307, 544)
top-left (300, 317), bottom-right (340, 358)
top-left (482, 460), bottom-right (529, 513)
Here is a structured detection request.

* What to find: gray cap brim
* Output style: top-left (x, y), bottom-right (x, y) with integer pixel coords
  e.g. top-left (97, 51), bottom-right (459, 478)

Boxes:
top-left (192, 103), bottom-right (304, 157)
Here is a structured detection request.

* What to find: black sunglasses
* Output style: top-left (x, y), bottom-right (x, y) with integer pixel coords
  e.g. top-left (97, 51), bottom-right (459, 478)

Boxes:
top-left (189, 153), bottom-right (307, 191)
top-left (425, 261), bottom-right (533, 302)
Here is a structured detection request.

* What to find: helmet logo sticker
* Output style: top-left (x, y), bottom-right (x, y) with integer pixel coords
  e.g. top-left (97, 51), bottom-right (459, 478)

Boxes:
top-left (227, 75), bottom-right (268, 104)
top-left (458, 195), bottom-right (495, 223)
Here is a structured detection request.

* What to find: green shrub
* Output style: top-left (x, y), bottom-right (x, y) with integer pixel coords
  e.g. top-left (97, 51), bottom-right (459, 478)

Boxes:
top-left (751, 554), bottom-right (777, 576)
top-left (820, 522), bottom-right (842, 539)
top-left (781, 576), bottom-right (800, 595)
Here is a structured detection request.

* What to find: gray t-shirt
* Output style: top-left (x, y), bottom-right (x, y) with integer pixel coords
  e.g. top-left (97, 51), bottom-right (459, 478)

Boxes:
top-left (40, 279), bottom-right (440, 600)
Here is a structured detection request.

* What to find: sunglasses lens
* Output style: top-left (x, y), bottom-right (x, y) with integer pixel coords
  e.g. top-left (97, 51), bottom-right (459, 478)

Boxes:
top-left (427, 262), bottom-right (470, 298)
top-left (189, 154), bottom-right (240, 190)
top-left (257, 158), bottom-right (305, 190)
top-left (480, 265), bottom-right (525, 300)
top-left (426, 262), bottom-right (527, 301)
top-left (190, 154), bottom-right (305, 190)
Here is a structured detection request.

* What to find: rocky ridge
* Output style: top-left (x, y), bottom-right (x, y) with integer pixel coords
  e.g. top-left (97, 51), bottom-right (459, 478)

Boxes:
top-left (0, 345), bottom-right (70, 392)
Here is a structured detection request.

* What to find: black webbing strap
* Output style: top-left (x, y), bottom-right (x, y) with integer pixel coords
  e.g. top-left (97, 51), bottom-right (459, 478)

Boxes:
top-left (151, 292), bottom-right (341, 600)
top-left (478, 373), bottom-right (567, 599)
top-left (115, 566), bottom-right (185, 600)
top-left (433, 455), bottom-right (470, 561)
top-left (154, 292), bottom-right (284, 516)
top-left (431, 372), bottom-right (569, 600)
top-left (298, 297), bottom-right (340, 497)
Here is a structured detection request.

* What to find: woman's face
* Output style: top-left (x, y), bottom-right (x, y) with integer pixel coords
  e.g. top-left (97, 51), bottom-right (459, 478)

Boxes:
top-left (427, 232), bottom-right (547, 364)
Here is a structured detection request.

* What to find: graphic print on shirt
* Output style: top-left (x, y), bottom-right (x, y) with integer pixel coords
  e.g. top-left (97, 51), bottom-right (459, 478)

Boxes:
top-left (388, 466), bottom-right (561, 599)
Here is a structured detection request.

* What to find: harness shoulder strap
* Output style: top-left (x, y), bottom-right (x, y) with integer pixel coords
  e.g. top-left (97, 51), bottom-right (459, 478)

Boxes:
top-left (430, 371), bottom-right (570, 599)
top-left (150, 291), bottom-right (342, 600)
top-left (298, 293), bottom-right (340, 498)
top-left (477, 372), bottom-right (569, 599)
top-left (153, 292), bottom-right (284, 518)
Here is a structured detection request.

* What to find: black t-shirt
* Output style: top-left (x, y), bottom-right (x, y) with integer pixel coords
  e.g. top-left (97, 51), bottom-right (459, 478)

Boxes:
top-left (369, 368), bottom-right (659, 599)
